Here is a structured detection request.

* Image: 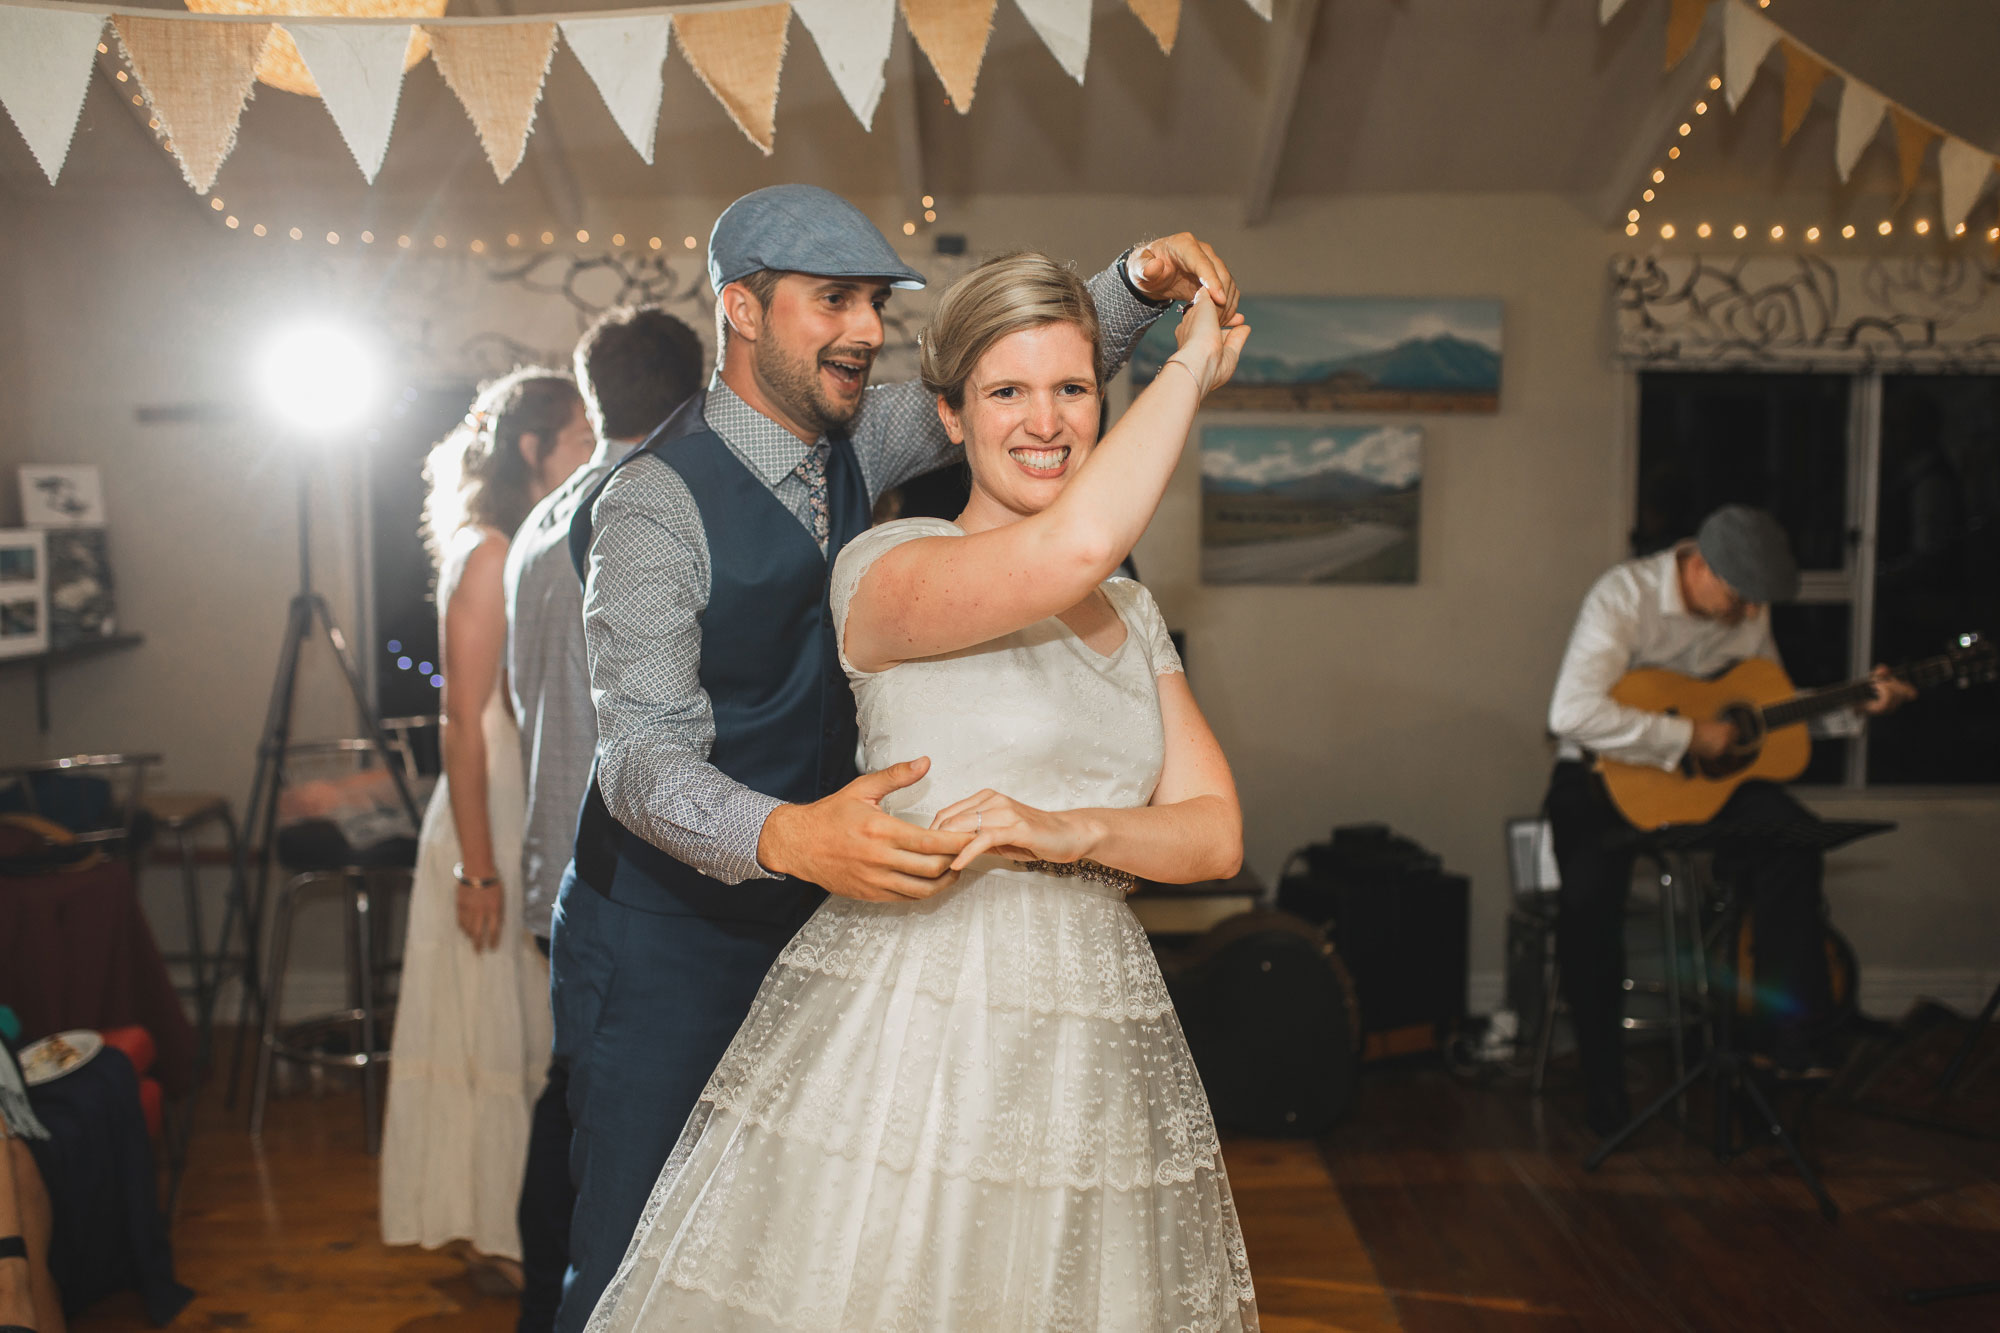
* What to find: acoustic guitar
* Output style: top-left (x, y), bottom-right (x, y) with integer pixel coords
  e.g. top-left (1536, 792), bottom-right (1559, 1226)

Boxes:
top-left (1597, 633), bottom-right (1997, 829)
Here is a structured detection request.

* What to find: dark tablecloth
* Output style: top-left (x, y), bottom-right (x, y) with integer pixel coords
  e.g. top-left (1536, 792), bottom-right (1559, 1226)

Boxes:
top-left (26, 1046), bottom-right (194, 1325)
top-left (0, 860), bottom-right (196, 1097)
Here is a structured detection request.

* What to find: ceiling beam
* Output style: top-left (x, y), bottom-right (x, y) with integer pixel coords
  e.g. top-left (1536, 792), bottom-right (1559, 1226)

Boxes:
top-left (1243, 0), bottom-right (1326, 228)
top-left (467, 0), bottom-right (584, 231)
top-left (1584, 3), bottom-right (1724, 228)
top-left (885, 27), bottom-right (927, 221)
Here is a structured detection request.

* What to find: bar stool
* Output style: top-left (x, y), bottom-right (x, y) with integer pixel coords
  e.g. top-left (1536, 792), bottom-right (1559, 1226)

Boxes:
top-left (141, 791), bottom-right (244, 1070)
top-left (247, 737), bottom-right (423, 1155)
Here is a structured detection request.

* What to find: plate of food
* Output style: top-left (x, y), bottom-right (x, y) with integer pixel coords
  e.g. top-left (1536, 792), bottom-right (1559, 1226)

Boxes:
top-left (19, 1030), bottom-right (103, 1086)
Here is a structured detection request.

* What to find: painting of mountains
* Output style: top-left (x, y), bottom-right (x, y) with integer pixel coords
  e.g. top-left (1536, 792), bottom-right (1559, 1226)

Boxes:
top-left (1202, 424), bottom-right (1423, 585)
top-left (1133, 296), bottom-right (1502, 412)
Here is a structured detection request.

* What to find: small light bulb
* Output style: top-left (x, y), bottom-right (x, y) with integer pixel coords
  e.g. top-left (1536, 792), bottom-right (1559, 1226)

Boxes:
top-left (253, 223), bottom-right (267, 237)
top-left (506, 234), bottom-right (520, 247)
top-left (434, 234), bottom-right (447, 248)
top-left (399, 235), bottom-right (413, 248)
top-left (1697, 223), bottom-right (1712, 238)
top-left (210, 197), bottom-right (223, 211)
top-left (903, 221), bottom-right (917, 235)
top-left (1806, 227), bottom-right (1821, 242)
top-left (1733, 224), bottom-right (1748, 239)
top-left (684, 236), bottom-right (698, 249)
top-left (542, 231), bottom-right (555, 245)
top-left (470, 238), bottom-right (486, 253)
top-left (1668, 146), bottom-right (1681, 159)
top-left (1695, 101), bottom-right (1708, 115)
top-left (1954, 222), bottom-right (1966, 236)
top-left (131, 94), bottom-right (142, 106)
top-left (1660, 223), bottom-right (1676, 239)
top-left (115, 70), bottom-right (127, 82)
top-left (97, 42), bottom-right (107, 53)
top-left (1678, 123), bottom-right (1691, 136)
top-left (225, 216), bottom-right (239, 229)
top-left (612, 233), bottom-right (626, 247)
top-left (1879, 220), bottom-right (1893, 235)
top-left (576, 229), bottom-right (589, 243)
top-left (148, 118), bottom-right (159, 130)
top-left (1842, 224), bottom-right (1856, 238)
top-left (925, 210), bottom-right (937, 222)
top-left (1709, 75), bottom-right (1722, 90)
top-left (361, 231), bottom-right (374, 244)
top-left (1628, 209), bottom-right (1641, 222)
top-left (649, 236), bottom-right (662, 250)
top-left (1989, 227), bottom-right (1999, 241)
top-left (326, 231), bottom-right (339, 244)
top-left (1626, 222), bottom-right (1640, 236)
top-left (1770, 224), bottom-right (1784, 240)
top-left (922, 195), bottom-right (935, 208)
top-left (289, 226), bottom-right (303, 240)
top-left (1643, 189), bottom-right (1656, 202)
top-left (1652, 169), bottom-right (1665, 183)
top-left (1914, 218), bottom-right (1930, 235)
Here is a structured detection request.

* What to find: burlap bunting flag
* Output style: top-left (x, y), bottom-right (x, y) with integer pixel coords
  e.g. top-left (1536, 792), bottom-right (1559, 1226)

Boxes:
top-left (426, 22), bottom-right (558, 183)
top-left (185, 0), bottom-right (439, 99)
top-left (1887, 104), bottom-right (1935, 204)
top-left (112, 15), bottom-right (269, 194)
top-left (1776, 41), bottom-right (1827, 147)
top-left (675, 5), bottom-right (790, 154)
top-left (1126, 0), bottom-right (1179, 56)
top-left (902, 0), bottom-right (997, 115)
top-left (1662, 0), bottom-right (1707, 71)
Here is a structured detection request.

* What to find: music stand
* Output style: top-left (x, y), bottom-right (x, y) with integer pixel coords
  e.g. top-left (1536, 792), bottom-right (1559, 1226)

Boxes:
top-left (1582, 817), bottom-right (1897, 1221)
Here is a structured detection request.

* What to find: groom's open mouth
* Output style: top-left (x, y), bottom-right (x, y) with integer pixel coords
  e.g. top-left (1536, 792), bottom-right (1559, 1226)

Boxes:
top-left (1008, 445), bottom-right (1071, 477)
top-left (819, 353), bottom-right (872, 394)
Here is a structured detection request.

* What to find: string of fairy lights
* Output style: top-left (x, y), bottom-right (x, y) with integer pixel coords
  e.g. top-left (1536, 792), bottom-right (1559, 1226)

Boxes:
top-left (1622, 28), bottom-right (2000, 249)
top-left (99, 40), bottom-right (947, 256)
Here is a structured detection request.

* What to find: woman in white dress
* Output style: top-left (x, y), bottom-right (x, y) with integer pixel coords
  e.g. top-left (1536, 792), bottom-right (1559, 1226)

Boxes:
top-left (380, 369), bottom-right (595, 1277)
top-left (587, 255), bottom-right (1256, 1332)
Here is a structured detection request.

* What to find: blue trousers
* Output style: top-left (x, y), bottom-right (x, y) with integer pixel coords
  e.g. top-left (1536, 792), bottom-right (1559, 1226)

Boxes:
top-left (547, 871), bottom-right (801, 1333)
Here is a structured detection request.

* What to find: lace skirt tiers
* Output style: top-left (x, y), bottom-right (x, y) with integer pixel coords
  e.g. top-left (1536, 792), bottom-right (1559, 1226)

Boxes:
top-left (585, 861), bottom-right (1259, 1333)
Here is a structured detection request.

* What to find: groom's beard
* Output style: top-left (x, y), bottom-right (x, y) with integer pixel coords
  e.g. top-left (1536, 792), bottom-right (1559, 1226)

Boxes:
top-left (755, 336), bottom-right (875, 438)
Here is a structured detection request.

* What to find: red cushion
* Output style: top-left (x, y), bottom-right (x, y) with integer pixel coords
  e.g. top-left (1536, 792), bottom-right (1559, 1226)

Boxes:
top-left (136, 1076), bottom-right (164, 1139)
top-left (100, 1024), bottom-right (156, 1074)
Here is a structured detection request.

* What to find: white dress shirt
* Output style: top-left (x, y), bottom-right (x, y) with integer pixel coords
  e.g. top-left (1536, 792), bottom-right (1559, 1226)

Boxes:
top-left (1547, 545), bottom-right (1858, 771)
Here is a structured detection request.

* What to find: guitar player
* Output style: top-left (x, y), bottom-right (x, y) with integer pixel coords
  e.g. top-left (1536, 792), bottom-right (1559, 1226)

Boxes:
top-left (1544, 504), bottom-right (1916, 1136)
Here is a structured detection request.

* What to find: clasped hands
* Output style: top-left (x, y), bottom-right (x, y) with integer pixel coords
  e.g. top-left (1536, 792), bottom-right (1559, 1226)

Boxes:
top-left (755, 758), bottom-right (1089, 904)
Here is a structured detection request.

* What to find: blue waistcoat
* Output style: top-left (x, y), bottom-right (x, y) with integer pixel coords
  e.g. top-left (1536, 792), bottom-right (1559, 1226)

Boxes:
top-left (566, 391), bottom-right (870, 927)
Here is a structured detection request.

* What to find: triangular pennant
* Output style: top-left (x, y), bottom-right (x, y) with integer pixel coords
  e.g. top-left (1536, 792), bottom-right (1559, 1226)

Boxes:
top-left (791, 0), bottom-right (894, 129)
top-left (1887, 105), bottom-right (1936, 204)
top-left (902, 0), bottom-right (997, 114)
top-left (425, 23), bottom-right (558, 183)
top-left (1721, 0), bottom-right (1779, 111)
top-left (1241, 0), bottom-right (1272, 19)
top-left (1123, 0), bottom-right (1177, 57)
top-left (674, 5), bottom-right (790, 154)
top-left (286, 24), bottom-right (409, 183)
top-left (1016, 0), bottom-right (1092, 79)
top-left (112, 15), bottom-right (269, 194)
top-left (560, 16), bottom-right (670, 164)
top-left (1777, 41), bottom-right (1827, 146)
top-left (1939, 137), bottom-right (1998, 232)
top-left (0, 8), bottom-right (104, 185)
top-left (1600, 0), bottom-right (1633, 22)
top-left (186, 0), bottom-right (441, 99)
top-left (1834, 78), bottom-right (1886, 182)
top-left (1663, 0), bottom-right (1708, 71)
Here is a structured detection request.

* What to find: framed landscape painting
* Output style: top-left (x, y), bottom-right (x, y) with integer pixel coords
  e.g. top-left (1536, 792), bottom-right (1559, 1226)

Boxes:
top-left (1133, 296), bottom-right (1501, 412)
top-left (1201, 423), bottom-right (1423, 585)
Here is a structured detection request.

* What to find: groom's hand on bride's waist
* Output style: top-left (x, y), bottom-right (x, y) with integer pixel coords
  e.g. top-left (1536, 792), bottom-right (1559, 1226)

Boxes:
top-left (756, 758), bottom-right (973, 902)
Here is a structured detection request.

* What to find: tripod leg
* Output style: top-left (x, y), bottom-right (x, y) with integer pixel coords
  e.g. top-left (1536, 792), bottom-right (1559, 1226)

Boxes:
top-left (1935, 980), bottom-right (2000, 1096)
top-left (1735, 1073), bottom-right (1839, 1220)
top-left (1585, 1054), bottom-right (1716, 1171)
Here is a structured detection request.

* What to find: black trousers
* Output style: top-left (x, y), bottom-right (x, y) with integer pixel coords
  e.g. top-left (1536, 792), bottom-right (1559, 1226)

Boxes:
top-left (519, 937), bottom-right (574, 1333)
top-left (1542, 761), bottom-right (1832, 1098)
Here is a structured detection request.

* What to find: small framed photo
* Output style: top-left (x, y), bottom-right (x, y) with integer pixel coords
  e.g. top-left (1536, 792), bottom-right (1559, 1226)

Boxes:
top-left (0, 528), bottom-right (49, 659)
top-left (18, 464), bottom-right (107, 528)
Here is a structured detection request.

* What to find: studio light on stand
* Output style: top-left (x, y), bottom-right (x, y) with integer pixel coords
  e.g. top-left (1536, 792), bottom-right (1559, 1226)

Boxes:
top-left (220, 320), bottom-right (424, 1107)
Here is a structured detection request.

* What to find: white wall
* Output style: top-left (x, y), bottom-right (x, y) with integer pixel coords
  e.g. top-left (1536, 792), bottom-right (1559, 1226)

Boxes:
top-left (3, 190), bottom-right (1994, 1017)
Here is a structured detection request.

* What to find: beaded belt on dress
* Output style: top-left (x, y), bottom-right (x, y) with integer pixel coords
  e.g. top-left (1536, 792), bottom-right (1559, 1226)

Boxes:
top-left (1020, 859), bottom-right (1138, 895)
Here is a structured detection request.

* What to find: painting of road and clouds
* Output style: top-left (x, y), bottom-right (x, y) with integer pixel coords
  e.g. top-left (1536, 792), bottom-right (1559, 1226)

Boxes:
top-left (1201, 424), bottom-right (1423, 585)
top-left (1133, 296), bottom-right (1501, 412)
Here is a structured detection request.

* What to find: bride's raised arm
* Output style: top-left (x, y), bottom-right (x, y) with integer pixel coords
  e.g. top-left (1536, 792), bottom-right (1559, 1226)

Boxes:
top-left (842, 288), bottom-right (1247, 674)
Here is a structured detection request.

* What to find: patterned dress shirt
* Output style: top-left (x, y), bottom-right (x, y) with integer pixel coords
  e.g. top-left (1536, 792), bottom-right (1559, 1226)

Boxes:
top-left (582, 264), bottom-right (1164, 885)
top-left (505, 440), bottom-right (625, 937)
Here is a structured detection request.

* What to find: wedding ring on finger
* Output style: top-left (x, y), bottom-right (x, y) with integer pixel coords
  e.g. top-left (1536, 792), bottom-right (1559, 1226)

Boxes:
top-left (973, 808), bottom-right (982, 834)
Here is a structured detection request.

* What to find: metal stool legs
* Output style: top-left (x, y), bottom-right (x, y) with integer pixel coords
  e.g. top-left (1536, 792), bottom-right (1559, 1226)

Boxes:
top-left (248, 868), bottom-right (397, 1154)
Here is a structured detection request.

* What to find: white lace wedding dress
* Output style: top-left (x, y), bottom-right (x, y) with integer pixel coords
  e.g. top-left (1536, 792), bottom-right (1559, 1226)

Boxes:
top-left (586, 518), bottom-right (1259, 1333)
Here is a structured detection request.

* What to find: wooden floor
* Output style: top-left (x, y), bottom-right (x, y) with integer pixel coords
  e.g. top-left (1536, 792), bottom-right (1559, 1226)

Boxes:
top-left (66, 1039), bottom-right (2000, 1332)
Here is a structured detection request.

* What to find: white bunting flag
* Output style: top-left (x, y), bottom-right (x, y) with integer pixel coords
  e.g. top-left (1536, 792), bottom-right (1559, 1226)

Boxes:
top-left (791, 0), bottom-right (894, 130)
top-left (287, 24), bottom-right (411, 183)
top-left (1722, 0), bottom-right (1780, 112)
top-left (1242, 0), bottom-right (1272, 20)
top-left (0, 8), bottom-right (105, 185)
top-left (1599, 0), bottom-right (1632, 22)
top-left (1015, 0), bottom-right (1091, 82)
top-left (1939, 136), bottom-right (1997, 232)
top-left (1834, 79), bottom-right (1887, 182)
top-left (560, 16), bottom-right (670, 164)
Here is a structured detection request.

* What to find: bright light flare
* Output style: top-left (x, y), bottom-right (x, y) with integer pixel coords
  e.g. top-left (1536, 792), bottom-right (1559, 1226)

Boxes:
top-left (257, 322), bottom-right (379, 433)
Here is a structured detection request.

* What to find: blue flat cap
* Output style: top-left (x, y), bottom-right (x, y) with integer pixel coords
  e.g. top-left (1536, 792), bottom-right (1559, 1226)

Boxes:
top-left (707, 185), bottom-right (926, 293)
top-left (1697, 504), bottom-right (1799, 604)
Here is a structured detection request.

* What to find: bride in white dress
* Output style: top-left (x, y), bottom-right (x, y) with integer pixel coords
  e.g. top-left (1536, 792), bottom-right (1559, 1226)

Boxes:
top-left (380, 371), bottom-right (595, 1270)
top-left (587, 255), bottom-right (1256, 1331)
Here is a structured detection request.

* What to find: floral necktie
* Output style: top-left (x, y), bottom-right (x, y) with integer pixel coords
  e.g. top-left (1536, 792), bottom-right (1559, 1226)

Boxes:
top-left (797, 440), bottom-right (831, 551)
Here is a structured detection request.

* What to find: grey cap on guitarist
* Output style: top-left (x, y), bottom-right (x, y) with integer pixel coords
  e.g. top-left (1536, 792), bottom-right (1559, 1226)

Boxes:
top-left (1542, 504), bottom-right (1914, 1137)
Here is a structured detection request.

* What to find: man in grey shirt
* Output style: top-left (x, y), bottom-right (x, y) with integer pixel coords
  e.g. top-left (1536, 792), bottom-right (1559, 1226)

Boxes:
top-left (503, 305), bottom-right (702, 1333)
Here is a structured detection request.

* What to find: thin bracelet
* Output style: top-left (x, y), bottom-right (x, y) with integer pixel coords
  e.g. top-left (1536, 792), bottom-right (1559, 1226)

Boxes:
top-left (1160, 359), bottom-right (1203, 391)
top-left (453, 862), bottom-right (502, 888)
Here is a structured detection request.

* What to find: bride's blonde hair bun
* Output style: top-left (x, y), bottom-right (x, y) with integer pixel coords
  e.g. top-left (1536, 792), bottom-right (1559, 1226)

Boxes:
top-left (918, 253), bottom-right (1102, 410)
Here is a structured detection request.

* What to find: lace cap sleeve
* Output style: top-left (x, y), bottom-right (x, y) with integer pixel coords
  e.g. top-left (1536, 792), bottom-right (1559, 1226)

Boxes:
top-left (830, 517), bottom-right (963, 677)
top-left (1105, 578), bottom-right (1184, 678)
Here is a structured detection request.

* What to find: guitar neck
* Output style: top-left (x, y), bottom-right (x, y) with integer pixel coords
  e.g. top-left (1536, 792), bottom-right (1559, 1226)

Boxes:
top-left (1760, 652), bottom-right (1956, 730)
